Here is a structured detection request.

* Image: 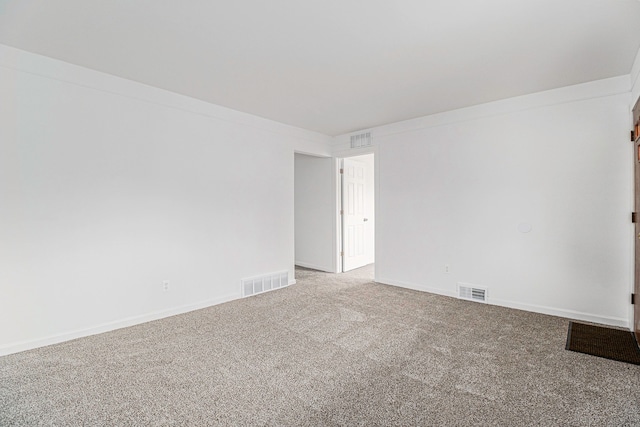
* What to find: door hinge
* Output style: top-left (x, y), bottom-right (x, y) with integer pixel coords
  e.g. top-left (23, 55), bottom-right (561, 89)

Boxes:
top-left (340, 210), bottom-right (343, 215)
top-left (633, 212), bottom-right (638, 223)
top-left (340, 251), bottom-right (344, 256)
top-left (633, 293), bottom-right (636, 305)
top-left (340, 168), bottom-right (344, 174)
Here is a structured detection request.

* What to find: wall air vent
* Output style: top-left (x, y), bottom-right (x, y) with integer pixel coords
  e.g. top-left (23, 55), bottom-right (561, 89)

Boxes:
top-left (457, 283), bottom-right (488, 303)
top-left (242, 271), bottom-right (289, 298)
top-left (350, 132), bottom-right (372, 149)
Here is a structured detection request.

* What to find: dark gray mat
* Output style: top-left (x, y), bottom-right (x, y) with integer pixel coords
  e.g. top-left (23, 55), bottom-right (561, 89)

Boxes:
top-left (566, 321), bottom-right (640, 365)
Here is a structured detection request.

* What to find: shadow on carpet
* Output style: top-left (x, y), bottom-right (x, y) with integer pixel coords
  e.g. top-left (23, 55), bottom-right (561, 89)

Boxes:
top-left (566, 321), bottom-right (640, 365)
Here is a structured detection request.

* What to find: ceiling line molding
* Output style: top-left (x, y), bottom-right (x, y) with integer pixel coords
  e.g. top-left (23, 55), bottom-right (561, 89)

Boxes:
top-left (0, 44), bottom-right (333, 146)
top-left (333, 75), bottom-right (631, 145)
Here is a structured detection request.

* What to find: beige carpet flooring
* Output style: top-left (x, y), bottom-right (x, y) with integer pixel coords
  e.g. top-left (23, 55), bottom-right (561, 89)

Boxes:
top-left (1, 265), bottom-right (640, 426)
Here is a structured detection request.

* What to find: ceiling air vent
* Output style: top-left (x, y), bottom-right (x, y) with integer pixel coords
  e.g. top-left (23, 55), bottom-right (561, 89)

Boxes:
top-left (457, 283), bottom-right (488, 303)
top-left (350, 132), bottom-right (372, 149)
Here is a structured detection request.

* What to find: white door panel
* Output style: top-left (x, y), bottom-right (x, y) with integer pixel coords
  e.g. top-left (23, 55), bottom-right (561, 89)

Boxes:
top-left (342, 158), bottom-right (369, 271)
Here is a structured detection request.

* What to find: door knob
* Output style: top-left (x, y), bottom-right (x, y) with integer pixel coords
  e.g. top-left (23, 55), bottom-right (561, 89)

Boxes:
top-left (363, 218), bottom-right (369, 222)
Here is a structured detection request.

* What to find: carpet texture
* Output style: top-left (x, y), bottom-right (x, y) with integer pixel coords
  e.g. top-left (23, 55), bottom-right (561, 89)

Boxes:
top-left (2, 265), bottom-right (640, 426)
top-left (566, 321), bottom-right (640, 365)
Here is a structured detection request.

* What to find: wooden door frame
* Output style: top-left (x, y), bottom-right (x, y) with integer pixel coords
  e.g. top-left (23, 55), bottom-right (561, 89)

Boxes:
top-left (633, 95), bottom-right (640, 344)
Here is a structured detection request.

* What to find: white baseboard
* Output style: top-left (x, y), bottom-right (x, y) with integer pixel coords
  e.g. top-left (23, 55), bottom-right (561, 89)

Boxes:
top-left (0, 293), bottom-right (238, 357)
top-left (4, 278), bottom-right (628, 357)
top-left (375, 277), bottom-right (629, 329)
top-left (294, 261), bottom-right (333, 272)
top-left (376, 277), bottom-right (457, 298)
top-left (489, 298), bottom-right (629, 329)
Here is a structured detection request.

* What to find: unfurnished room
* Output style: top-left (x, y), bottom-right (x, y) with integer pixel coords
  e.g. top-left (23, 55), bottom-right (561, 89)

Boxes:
top-left (2, 1), bottom-right (640, 425)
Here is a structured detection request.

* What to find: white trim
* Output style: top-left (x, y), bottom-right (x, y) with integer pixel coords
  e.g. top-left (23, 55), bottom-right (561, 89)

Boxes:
top-left (376, 278), bottom-right (629, 329)
top-left (333, 157), bottom-right (343, 273)
top-left (293, 148), bottom-right (333, 158)
top-left (489, 298), bottom-right (629, 329)
top-left (333, 145), bottom-right (377, 158)
top-left (338, 158), bottom-right (344, 272)
top-left (0, 293), bottom-right (237, 357)
top-left (373, 151), bottom-right (379, 283)
top-left (376, 277), bottom-right (458, 298)
top-left (294, 261), bottom-right (333, 272)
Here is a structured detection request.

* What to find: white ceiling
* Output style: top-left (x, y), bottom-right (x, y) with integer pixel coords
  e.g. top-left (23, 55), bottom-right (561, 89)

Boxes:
top-left (1, 0), bottom-right (640, 136)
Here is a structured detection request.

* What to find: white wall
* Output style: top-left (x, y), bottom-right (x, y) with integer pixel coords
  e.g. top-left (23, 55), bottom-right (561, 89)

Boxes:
top-left (294, 154), bottom-right (335, 272)
top-left (0, 45), bottom-right (333, 355)
top-left (631, 44), bottom-right (640, 105)
top-left (336, 77), bottom-right (633, 327)
top-left (2, 43), bottom-right (636, 356)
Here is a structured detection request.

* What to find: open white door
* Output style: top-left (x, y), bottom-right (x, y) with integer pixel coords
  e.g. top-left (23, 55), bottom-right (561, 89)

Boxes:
top-left (342, 158), bottom-right (370, 271)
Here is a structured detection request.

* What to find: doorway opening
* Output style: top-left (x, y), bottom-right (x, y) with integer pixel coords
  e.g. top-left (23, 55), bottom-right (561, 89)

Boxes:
top-left (338, 153), bottom-right (375, 275)
top-left (294, 153), bottom-right (335, 273)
